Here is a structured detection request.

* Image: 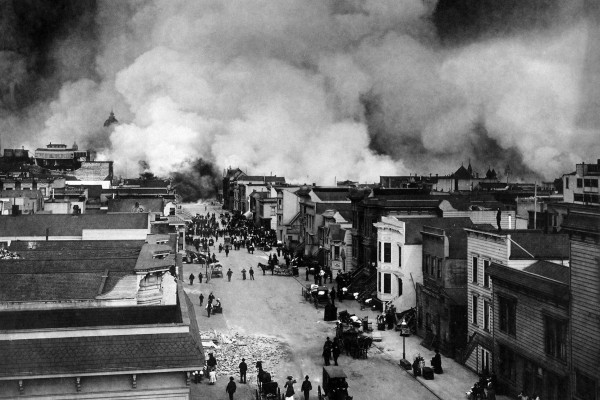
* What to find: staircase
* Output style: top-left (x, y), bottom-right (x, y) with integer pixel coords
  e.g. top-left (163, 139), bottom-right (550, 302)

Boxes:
top-left (460, 332), bottom-right (481, 364)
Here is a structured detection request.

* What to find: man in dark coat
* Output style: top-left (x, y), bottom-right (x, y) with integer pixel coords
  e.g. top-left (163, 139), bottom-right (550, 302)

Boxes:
top-left (239, 358), bottom-right (247, 383)
top-left (226, 376), bottom-right (237, 400)
top-left (207, 302), bottom-right (212, 318)
top-left (189, 273), bottom-right (195, 285)
top-left (301, 375), bottom-right (312, 400)
top-left (332, 338), bottom-right (341, 366)
top-left (227, 268), bottom-right (233, 282)
top-left (431, 348), bottom-right (443, 374)
top-left (242, 268), bottom-right (247, 280)
top-left (198, 272), bottom-right (203, 283)
top-left (249, 267), bottom-right (255, 280)
top-left (330, 287), bottom-right (336, 305)
top-left (199, 293), bottom-right (204, 306)
top-left (323, 337), bottom-right (333, 366)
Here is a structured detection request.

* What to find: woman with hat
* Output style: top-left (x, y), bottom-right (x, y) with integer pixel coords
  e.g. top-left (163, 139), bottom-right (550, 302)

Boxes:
top-left (284, 375), bottom-right (297, 400)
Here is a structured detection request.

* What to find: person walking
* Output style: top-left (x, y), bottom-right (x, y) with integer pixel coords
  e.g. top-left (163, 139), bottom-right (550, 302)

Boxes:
top-left (332, 340), bottom-right (341, 366)
top-left (206, 302), bottom-right (212, 318)
top-left (199, 293), bottom-right (204, 306)
top-left (208, 292), bottom-right (215, 304)
top-left (189, 273), bottom-right (195, 285)
top-left (284, 376), bottom-right (296, 400)
top-left (225, 377), bottom-right (237, 400)
top-left (323, 338), bottom-right (332, 366)
top-left (301, 375), bottom-right (312, 400)
top-left (249, 267), bottom-right (255, 280)
top-left (227, 268), bottom-right (233, 282)
top-left (225, 246), bottom-right (230, 257)
top-left (239, 358), bottom-right (247, 383)
top-left (242, 268), bottom-right (247, 280)
top-left (330, 287), bottom-right (336, 305)
top-left (198, 271), bottom-right (203, 283)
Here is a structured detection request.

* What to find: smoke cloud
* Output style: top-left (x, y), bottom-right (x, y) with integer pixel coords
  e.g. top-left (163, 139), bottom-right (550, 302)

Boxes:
top-left (1, 0), bottom-right (599, 187)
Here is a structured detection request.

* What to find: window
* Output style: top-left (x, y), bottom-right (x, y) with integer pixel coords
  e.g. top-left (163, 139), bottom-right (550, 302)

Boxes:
top-left (398, 278), bottom-right (403, 296)
top-left (378, 241), bottom-right (381, 262)
top-left (472, 256), bottom-right (478, 283)
top-left (383, 273), bottom-right (391, 294)
top-left (424, 255), bottom-right (430, 274)
top-left (378, 272), bottom-right (381, 292)
top-left (333, 246), bottom-right (340, 260)
top-left (472, 295), bottom-right (478, 325)
top-left (498, 345), bottom-right (516, 382)
top-left (499, 296), bottom-right (516, 336)
top-left (545, 316), bottom-right (567, 361)
top-left (384, 242), bottom-right (391, 263)
top-left (430, 257), bottom-right (436, 275)
top-left (484, 300), bottom-right (490, 331)
top-left (483, 260), bottom-right (490, 287)
top-left (576, 370), bottom-right (597, 400)
top-left (398, 246), bottom-right (402, 267)
top-left (584, 178), bottom-right (598, 188)
top-left (437, 259), bottom-right (442, 278)
top-left (577, 178), bottom-right (583, 188)
top-left (565, 177), bottom-right (569, 189)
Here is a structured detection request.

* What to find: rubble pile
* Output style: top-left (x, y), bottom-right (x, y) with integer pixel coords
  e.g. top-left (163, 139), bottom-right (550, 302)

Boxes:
top-left (0, 248), bottom-right (20, 259)
top-left (200, 330), bottom-right (289, 384)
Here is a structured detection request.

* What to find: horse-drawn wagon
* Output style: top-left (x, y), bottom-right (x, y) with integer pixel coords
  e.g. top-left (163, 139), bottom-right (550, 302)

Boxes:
top-left (255, 361), bottom-right (281, 400)
top-left (317, 366), bottom-right (352, 400)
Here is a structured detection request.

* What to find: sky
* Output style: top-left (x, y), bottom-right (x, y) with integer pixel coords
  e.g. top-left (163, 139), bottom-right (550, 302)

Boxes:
top-left (0, 0), bottom-right (598, 186)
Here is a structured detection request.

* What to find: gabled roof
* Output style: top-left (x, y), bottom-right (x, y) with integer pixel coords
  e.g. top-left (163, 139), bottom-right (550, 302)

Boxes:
top-left (316, 202), bottom-right (353, 215)
top-left (523, 260), bottom-right (569, 284)
top-left (452, 165), bottom-right (473, 179)
top-left (312, 188), bottom-right (350, 202)
top-left (0, 213), bottom-right (149, 237)
top-left (509, 232), bottom-right (569, 260)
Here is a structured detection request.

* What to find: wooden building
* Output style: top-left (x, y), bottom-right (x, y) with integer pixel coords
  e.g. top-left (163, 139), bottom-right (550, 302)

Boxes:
top-left (416, 222), bottom-right (474, 358)
top-left (489, 261), bottom-right (570, 399)
top-left (562, 210), bottom-right (600, 400)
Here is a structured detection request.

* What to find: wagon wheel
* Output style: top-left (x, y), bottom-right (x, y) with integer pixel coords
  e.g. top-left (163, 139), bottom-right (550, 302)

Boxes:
top-left (318, 385), bottom-right (323, 400)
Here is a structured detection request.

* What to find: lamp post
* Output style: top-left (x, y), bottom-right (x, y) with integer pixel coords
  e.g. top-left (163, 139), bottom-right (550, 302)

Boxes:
top-left (399, 318), bottom-right (411, 370)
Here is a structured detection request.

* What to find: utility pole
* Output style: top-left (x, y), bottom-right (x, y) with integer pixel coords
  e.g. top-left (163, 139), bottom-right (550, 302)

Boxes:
top-left (533, 181), bottom-right (537, 229)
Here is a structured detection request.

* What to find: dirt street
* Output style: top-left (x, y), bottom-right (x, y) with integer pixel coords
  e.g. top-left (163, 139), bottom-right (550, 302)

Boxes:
top-left (184, 201), bottom-right (437, 400)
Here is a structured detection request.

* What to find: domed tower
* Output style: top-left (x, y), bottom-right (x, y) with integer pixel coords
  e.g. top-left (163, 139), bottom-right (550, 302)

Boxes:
top-left (103, 110), bottom-right (118, 127)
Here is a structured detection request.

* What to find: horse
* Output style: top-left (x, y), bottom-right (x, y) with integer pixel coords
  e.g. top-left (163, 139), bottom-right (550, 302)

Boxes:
top-left (257, 262), bottom-right (274, 275)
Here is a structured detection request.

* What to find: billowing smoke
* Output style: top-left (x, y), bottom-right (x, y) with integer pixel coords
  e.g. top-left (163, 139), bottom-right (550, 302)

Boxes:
top-left (170, 158), bottom-right (221, 202)
top-left (1, 0), bottom-right (599, 187)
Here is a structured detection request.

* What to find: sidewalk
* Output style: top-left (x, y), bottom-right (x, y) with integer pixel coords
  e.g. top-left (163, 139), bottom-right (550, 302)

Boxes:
top-left (369, 327), bottom-right (511, 400)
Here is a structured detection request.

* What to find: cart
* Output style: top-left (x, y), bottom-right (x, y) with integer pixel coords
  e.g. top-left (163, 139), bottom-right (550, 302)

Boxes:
top-left (318, 366), bottom-right (352, 400)
top-left (210, 263), bottom-right (223, 278)
top-left (255, 361), bottom-right (281, 400)
top-left (273, 265), bottom-right (293, 276)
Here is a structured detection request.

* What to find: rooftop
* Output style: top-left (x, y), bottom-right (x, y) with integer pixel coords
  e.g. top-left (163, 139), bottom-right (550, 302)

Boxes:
top-left (0, 213), bottom-right (149, 237)
top-left (489, 261), bottom-right (569, 302)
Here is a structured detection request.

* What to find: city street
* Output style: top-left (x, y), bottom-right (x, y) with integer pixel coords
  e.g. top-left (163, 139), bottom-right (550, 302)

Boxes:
top-left (183, 201), bottom-right (438, 400)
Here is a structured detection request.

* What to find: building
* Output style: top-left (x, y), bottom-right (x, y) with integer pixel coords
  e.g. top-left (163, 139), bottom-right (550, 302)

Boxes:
top-left (488, 260), bottom-right (570, 399)
top-left (0, 213), bottom-right (152, 241)
top-left (0, 236), bottom-right (202, 399)
top-left (296, 186), bottom-right (351, 258)
top-left (320, 210), bottom-right (352, 273)
top-left (222, 168), bottom-right (246, 210)
top-left (439, 195), bottom-right (524, 229)
top-left (432, 162), bottom-right (489, 192)
top-left (562, 158), bottom-right (600, 206)
top-left (463, 228), bottom-right (569, 375)
top-left (561, 210), bottom-right (600, 400)
top-left (0, 190), bottom-right (44, 215)
top-left (34, 142), bottom-right (94, 171)
top-left (415, 222), bottom-right (474, 357)
top-left (374, 217), bottom-right (472, 315)
top-left (274, 185), bottom-right (302, 244)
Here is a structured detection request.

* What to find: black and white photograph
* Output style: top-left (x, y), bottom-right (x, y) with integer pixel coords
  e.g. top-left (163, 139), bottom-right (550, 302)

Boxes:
top-left (0, 0), bottom-right (598, 399)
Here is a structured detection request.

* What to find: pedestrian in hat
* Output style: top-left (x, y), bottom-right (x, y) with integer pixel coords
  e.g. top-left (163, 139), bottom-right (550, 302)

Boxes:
top-left (199, 293), bottom-right (204, 306)
top-left (226, 376), bottom-right (236, 400)
top-left (239, 358), bottom-right (248, 383)
top-left (242, 268), bottom-right (247, 280)
top-left (189, 273), bottom-right (195, 285)
top-left (301, 375), bottom-right (312, 400)
top-left (249, 266), bottom-right (255, 280)
top-left (284, 376), bottom-right (296, 400)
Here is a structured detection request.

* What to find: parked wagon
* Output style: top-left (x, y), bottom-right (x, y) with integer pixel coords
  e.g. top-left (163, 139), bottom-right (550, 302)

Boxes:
top-left (210, 263), bottom-right (223, 278)
top-left (317, 366), bottom-right (352, 400)
top-left (312, 286), bottom-right (329, 309)
top-left (272, 265), bottom-right (293, 276)
top-left (255, 361), bottom-right (281, 400)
